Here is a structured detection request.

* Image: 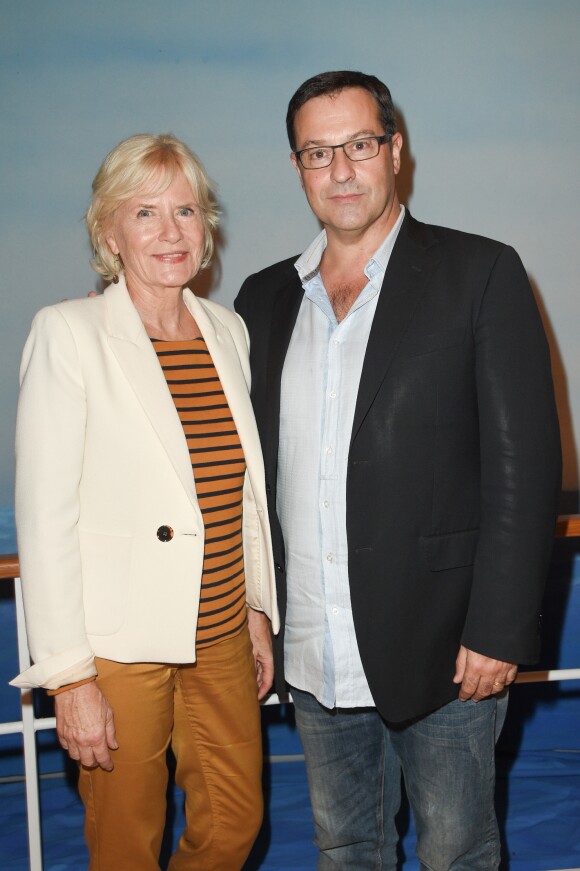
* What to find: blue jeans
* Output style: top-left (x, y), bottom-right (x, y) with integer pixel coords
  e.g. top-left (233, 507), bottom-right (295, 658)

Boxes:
top-left (291, 686), bottom-right (508, 871)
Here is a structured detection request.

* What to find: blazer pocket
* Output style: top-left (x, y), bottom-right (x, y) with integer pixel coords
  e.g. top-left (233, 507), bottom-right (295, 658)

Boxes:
top-left (404, 327), bottom-right (466, 358)
top-left (420, 528), bottom-right (479, 572)
top-left (79, 530), bottom-right (133, 635)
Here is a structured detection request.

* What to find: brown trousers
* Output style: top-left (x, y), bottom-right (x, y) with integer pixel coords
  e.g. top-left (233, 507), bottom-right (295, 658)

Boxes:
top-left (78, 627), bottom-right (263, 870)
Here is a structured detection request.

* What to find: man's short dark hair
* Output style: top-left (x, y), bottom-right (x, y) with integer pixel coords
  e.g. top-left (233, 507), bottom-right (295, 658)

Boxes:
top-left (286, 70), bottom-right (397, 152)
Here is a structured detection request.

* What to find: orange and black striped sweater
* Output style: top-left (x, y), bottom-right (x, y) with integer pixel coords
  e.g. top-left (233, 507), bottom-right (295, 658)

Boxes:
top-left (152, 337), bottom-right (247, 650)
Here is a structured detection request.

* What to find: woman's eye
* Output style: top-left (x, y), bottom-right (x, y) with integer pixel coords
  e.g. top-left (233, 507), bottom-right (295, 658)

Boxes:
top-left (179, 207), bottom-right (195, 217)
top-left (136, 209), bottom-right (151, 218)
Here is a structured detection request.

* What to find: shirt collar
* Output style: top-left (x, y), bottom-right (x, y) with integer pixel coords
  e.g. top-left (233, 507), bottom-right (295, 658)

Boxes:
top-left (295, 204), bottom-right (406, 285)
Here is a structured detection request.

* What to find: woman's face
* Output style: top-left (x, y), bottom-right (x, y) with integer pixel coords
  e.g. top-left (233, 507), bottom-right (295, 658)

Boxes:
top-left (106, 171), bottom-right (206, 297)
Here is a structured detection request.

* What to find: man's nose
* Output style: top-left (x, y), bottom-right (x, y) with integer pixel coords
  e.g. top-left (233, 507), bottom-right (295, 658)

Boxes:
top-left (330, 146), bottom-right (355, 182)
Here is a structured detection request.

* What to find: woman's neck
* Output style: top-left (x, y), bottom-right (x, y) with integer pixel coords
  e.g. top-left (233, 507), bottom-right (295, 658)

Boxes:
top-left (127, 283), bottom-right (201, 341)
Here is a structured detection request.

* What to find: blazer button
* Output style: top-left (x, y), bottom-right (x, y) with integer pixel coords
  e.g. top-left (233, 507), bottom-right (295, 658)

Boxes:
top-left (157, 525), bottom-right (174, 542)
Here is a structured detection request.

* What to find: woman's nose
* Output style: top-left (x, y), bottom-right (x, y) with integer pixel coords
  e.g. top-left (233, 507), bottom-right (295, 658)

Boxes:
top-left (160, 214), bottom-right (182, 242)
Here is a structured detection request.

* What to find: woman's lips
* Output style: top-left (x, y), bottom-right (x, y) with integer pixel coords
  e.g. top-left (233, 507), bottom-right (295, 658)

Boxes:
top-left (152, 252), bottom-right (189, 262)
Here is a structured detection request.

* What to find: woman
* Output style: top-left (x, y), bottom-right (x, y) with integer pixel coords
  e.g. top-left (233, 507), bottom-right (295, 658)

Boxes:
top-left (11, 133), bottom-right (279, 871)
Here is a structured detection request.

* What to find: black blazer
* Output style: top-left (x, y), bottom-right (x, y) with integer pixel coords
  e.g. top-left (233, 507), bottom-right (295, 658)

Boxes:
top-left (235, 211), bottom-right (561, 723)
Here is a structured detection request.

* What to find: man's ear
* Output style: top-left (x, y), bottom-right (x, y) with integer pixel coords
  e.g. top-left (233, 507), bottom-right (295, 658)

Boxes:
top-left (390, 132), bottom-right (403, 177)
top-left (290, 152), bottom-right (305, 190)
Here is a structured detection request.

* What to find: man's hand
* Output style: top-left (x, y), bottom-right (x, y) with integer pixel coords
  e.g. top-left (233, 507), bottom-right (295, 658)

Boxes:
top-left (246, 608), bottom-right (274, 700)
top-left (55, 681), bottom-right (118, 770)
top-left (453, 645), bottom-right (518, 702)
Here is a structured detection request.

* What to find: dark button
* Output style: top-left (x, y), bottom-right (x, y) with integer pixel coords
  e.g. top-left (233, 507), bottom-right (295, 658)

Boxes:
top-left (157, 525), bottom-right (174, 542)
top-left (266, 483), bottom-right (271, 494)
top-left (275, 563), bottom-right (283, 572)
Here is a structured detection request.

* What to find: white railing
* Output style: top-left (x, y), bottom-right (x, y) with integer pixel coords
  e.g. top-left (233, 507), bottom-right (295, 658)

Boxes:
top-left (2, 512), bottom-right (580, 871)
top-left (0, 570), bottom-right (55, 871)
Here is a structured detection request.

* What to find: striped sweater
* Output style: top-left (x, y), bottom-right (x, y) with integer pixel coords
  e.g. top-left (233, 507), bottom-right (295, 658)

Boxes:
top-left (152, 337), bottom-right (247, 649)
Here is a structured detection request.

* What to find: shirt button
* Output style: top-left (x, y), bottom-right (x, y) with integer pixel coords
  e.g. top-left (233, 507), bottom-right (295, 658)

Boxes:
top-left (156, 525), bottom-right (174, 542)
top-left (332, 606), bottom-right (339, 615)
top-left (329, 391), bottom-right (337, 399)
top-left (323, 500), bottom-right (329, 508)
top-left (326, 553), bottom-right (334, 562)
top-left (326, 446), bottom-right (333, 455)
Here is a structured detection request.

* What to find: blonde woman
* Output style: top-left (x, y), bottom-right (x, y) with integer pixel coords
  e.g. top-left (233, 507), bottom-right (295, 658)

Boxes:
top-left (12, 133), bottom-right (279, 871)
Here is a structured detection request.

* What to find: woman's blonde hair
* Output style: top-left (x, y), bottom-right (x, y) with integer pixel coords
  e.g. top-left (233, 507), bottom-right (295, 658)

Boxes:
top-left (86, 133), bottom-right (219, 280)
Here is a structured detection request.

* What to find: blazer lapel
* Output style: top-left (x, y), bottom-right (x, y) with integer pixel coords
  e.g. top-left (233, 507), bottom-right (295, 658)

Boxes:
top-left (182, 291), bottom-right (262, 478)
top-left (351, 214), bottom-right (439, 441)
top-left (104, 279), bottom-right (197, 504)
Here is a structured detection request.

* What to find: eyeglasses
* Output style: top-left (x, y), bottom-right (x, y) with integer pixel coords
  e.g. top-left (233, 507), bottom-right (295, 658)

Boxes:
top-left (294, 134), bottom-right (392, 170)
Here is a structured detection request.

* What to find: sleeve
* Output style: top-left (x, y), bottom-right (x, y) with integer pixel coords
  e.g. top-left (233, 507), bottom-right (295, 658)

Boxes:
top-left (10, 306), bottom-right (96, 689)
top-left (235, 310), bottom-right (251, 352)
top-left (233, 275), bottom-right (252, 326)
top-left (461, 245), bottom-right (562, 664)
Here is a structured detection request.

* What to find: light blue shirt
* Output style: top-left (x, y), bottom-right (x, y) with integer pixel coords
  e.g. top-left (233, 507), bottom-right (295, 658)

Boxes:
top-left (278, 206), bottom-right (405, 709)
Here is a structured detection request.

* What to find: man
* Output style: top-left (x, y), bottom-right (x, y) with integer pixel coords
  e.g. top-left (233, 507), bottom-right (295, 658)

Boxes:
top-left (235, 71), bottom-right (561, 870)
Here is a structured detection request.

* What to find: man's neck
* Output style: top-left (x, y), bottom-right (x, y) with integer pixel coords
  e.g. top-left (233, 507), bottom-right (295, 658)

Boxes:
top-left (319, 200), bottom-right (401, 322)
top-left (322, 197), bottom-right (401, 273)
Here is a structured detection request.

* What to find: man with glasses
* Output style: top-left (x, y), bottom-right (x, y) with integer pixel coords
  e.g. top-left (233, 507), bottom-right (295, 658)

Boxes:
top-left (235, 71), bottom-right (560, 870)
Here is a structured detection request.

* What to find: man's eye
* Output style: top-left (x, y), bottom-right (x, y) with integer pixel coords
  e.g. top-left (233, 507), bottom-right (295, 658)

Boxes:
top-left (311, 149), bottom-right (327, 161)
top-left (353, 139), bottom-right (371, 151)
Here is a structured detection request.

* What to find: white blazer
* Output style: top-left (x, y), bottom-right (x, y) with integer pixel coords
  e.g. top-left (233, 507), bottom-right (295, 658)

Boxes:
top-left (12, 279), bottom-right (279, 690)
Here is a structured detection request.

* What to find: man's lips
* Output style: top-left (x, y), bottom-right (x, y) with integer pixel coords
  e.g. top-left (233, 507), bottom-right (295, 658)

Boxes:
top-left (328, 193), bottom-right (362, 203)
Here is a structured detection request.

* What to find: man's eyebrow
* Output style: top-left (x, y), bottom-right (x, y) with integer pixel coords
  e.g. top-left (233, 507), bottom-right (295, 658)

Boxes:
top-left (298, 129), bottom-right (379, 149)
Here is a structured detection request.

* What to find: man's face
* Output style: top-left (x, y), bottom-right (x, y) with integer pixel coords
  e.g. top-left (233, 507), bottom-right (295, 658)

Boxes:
top-left (291, 87), bottom-right (402, 243)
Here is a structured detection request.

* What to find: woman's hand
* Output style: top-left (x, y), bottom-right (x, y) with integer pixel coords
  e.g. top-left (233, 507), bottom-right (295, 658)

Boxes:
top-left (55, 682), bottom-right (118, 770)
top-left (246, 608), bottom-right (274, 700)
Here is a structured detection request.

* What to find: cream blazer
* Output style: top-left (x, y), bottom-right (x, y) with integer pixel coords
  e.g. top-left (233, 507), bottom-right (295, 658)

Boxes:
top-left (12, 279), bottom-right (279, 690)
